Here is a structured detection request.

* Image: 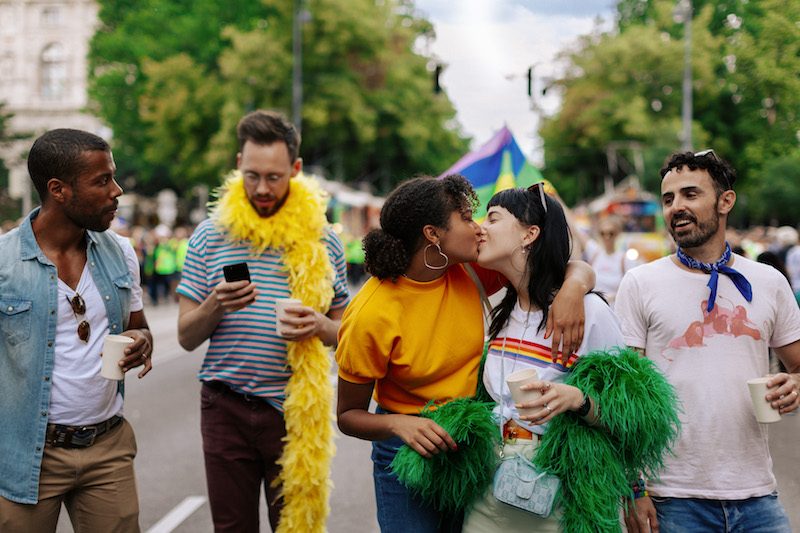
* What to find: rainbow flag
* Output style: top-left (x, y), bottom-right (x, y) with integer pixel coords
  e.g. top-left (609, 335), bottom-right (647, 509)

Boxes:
top-left (439, 126), bottom-right (544, 221)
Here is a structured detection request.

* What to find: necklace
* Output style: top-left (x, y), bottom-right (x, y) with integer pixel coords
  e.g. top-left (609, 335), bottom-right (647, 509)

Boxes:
top-left (499, 308), bottom-right (532, 383)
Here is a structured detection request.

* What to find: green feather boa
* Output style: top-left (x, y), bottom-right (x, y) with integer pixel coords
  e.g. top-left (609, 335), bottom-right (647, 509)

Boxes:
top-left (390, 397), bottom-right (499, 512)
top-left (533, 348), bottom-right (681, 532)
top-left (389, 346), bottom-right (680, 532)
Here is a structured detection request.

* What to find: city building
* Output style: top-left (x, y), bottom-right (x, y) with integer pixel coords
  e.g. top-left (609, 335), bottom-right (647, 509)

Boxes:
top-left (0, 0), bottom-right (104, 215)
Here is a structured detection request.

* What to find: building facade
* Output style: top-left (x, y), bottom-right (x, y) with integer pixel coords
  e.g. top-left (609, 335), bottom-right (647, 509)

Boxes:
top-left (0, 0), bottom-right (104, 215)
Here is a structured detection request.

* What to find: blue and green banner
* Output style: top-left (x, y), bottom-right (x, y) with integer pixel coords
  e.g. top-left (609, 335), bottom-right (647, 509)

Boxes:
top-left (439, 126), bottom-right (544, 221)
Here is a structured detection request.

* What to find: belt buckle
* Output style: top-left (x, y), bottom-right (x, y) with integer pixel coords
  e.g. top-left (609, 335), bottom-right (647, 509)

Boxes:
top-left (71, 426), bottom-right (98, 447)
top-left (504, 426), bottom-right (520, 443)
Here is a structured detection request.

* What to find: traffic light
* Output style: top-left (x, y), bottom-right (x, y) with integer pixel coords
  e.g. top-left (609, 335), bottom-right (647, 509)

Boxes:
top-left (434, 64), bottom-right (443, 94)
top-left (527, 66), bottom-right (533, 97)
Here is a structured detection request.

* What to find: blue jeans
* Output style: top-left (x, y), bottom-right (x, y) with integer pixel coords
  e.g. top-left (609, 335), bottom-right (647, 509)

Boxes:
top-left (371, 409), bottom-right (463, 533)
top-left (653, 492), bottom-right (791, 532)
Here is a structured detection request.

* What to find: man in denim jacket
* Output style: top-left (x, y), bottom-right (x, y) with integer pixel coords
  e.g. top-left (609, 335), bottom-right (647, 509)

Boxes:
top-left (0, 129), bottom-right (153, 532)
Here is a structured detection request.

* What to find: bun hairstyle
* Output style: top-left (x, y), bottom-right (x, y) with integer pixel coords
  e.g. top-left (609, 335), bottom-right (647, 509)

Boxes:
top-left (487, 187), bottom-right (571, 340)
top-left (363, 174), bottom-right (478, 281)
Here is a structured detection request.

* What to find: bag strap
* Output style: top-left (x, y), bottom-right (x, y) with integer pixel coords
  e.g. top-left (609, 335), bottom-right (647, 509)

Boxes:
top-left (464, 263), bottom-right (492, 319)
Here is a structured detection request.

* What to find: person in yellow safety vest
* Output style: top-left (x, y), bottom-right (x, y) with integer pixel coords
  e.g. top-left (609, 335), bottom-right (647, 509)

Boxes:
top-left (150, 225), bottom-right (177, 305)
top-left (171, 226), bottom-right (191, 301)
top-left (344, 234), bottom-right (366, 286)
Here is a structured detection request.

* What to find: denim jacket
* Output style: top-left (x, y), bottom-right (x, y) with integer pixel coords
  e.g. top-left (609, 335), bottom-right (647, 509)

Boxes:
top-left (0, 209), bottom-right (134, 504)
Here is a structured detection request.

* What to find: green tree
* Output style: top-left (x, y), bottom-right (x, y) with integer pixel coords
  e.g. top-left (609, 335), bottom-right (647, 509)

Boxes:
top-left (89, 0), bottom-right (468, 194)
top-left (540, 3), bottom-right (724, 204)
top-left (541, 0), bottom-right (800, 222)
top-left (748, 150), bottom-right (800, 226)
top-left (0, 103), bottom-right (13, 188)
top-left (0, 103), bottom-right (32, 222)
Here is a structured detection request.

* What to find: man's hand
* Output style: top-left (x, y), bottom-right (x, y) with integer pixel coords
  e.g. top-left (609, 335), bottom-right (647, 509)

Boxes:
top-left (388, 415), bottom-right (458, 458)
top-left (765, 372), bottom-right (800, 414)
top-left (623, 496), bottom-right (659, 533)
top-left (118, 328), bottom-right (153, 379)
top-left (277, 303), bottom-right (323, 342)
top-left (213, 279), bottom-right (258, 312)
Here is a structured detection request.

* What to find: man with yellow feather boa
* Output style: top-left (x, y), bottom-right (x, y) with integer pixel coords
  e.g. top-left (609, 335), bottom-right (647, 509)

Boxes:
top-left (176, 110), bottom-right (349, 532)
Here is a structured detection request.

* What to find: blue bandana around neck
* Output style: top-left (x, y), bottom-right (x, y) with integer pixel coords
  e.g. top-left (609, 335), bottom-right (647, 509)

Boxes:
top-left (676, 242), bottom-right (752, 312)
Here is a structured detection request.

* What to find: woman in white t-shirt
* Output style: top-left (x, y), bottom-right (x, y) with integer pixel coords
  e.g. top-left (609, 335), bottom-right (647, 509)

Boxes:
top-left (462, 185), bottom-right (627, 532)
top-left (583, 216), bottom-right (642, 306)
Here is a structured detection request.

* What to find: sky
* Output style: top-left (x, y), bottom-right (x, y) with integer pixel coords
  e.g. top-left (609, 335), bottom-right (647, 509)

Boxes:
top-left (414, 0), bottom-right (617, 164)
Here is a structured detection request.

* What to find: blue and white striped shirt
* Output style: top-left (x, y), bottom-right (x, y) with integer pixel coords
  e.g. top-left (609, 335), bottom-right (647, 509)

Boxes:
top-left (177, 218), bottom-right (349, 411)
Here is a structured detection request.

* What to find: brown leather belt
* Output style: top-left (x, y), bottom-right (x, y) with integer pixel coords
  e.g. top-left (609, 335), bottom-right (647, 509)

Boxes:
top-left (46, 415), bottom-right (123, 448)
top-left (503, 419), bottom-right (536, 442)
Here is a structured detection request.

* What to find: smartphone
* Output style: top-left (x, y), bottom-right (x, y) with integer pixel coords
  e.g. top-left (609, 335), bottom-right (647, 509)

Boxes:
top-left (223, 262), bottom-right (251, 282)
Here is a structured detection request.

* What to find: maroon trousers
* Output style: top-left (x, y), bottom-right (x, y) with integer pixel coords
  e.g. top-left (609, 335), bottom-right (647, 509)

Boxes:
top-left (200, 382), bottom-right (287, 532)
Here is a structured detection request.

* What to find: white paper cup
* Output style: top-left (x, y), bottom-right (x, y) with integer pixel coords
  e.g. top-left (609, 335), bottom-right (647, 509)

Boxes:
top-left (275, 298), bottom-right (303, 337)
top-left (506, 368), bottom-right (541, 416)
top-left (101, 335), bottom-right (134, 380)
top-left (747, 377), bottom-right (782, 423)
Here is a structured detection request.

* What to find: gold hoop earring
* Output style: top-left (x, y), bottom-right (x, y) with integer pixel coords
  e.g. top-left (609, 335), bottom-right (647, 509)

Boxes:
top-left (424, 243), bottom-right (449, 270)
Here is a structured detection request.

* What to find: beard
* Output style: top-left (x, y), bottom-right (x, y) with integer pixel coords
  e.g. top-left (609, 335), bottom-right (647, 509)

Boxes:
top-left (65, 198), bottom-right (116, 232)
top-left (669, 211), bottom-right (720, 249)
top-left (248, 191), bottom-right (289, 218)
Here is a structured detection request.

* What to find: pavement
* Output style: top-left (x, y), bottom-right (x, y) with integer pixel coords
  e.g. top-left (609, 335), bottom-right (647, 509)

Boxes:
top-left (48, 300), bottom-right (800, 532)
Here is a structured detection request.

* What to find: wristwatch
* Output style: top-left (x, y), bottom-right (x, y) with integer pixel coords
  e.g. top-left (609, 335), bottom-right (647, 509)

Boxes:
top-left (575, 394), bottom-right (592, 417)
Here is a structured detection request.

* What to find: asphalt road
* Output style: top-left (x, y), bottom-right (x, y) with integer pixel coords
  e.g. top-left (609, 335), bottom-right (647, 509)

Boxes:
top-left (53, 301), bottom-right (800, 532)
top-left (56, 302), bottom-right (379, 532)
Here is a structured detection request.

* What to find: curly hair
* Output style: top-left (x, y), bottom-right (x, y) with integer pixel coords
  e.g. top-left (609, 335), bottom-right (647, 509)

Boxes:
top-left (486, 187), bottom-right (571, 340)
top-left (660, 151), bottom-right (736, 197)
top-left (363, 174), bottom-right (478, 281)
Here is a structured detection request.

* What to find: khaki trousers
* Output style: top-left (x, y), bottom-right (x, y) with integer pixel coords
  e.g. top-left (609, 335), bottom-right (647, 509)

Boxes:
top-left (0, 418), bottom-right (140, 533)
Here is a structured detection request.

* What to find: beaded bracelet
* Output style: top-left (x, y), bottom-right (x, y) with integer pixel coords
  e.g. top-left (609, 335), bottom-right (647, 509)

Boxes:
top-left (631, 478), bottom-right (648, 499)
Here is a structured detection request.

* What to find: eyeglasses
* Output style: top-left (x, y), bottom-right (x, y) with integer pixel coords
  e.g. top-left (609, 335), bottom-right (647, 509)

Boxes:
top-left (694, 149), bottom-right (732, 190)
top-left (528, 182), bottom-right (548, 213)
top-left (600, 231), bottom-right (618, 238)
top-left (68, 293), bottom-right (91, 343)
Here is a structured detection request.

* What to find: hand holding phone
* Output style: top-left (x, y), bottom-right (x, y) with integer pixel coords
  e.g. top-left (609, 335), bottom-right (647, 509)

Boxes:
top-left (223, 262), bottom-right (251, 283)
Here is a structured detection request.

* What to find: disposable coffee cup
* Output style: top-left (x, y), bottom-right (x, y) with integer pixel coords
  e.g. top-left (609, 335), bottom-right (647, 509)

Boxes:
top-left (101, 335), bottom-right (134, 380)
top-left (747, 377), bottom-right (782, 423)
top-left (275, 298), bottom-right (303, 337)
top-left (506, 368), bottom-right (541, 416)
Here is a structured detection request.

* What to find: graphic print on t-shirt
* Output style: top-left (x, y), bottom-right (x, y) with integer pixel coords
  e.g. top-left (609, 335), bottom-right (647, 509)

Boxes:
top-left (666, 295), bottom-right (762, 353)
top-left (487, 337), bottom-right (578, 371)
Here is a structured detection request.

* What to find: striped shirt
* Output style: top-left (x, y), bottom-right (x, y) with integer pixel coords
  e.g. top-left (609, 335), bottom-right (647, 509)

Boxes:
top-left (177, 218), bottom-right (349, 411)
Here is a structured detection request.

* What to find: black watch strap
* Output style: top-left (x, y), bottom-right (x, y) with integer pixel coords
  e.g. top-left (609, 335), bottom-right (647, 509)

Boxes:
top-left (576, 394), bottom-right (592, 417)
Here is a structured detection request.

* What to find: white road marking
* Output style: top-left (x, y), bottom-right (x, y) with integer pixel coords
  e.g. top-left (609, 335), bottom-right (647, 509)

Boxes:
top-left (146, 495), bottom-right (207, 533)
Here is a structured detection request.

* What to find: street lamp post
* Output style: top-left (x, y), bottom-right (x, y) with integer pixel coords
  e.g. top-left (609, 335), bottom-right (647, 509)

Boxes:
top-left (292, 0), bottom-right (303, 133)
top-left (675, 0), bottom-right (693, 151)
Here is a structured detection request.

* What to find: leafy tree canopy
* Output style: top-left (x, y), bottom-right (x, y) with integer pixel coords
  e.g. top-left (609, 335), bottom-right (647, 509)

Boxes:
top-left (89, 0), bottom-right (469, 195)
top-left (540, 0), bottom-right (800, 224)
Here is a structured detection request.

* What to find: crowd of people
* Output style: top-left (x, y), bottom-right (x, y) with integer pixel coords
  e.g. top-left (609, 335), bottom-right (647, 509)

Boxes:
top-left (1, 111), bottom-right (799, 533)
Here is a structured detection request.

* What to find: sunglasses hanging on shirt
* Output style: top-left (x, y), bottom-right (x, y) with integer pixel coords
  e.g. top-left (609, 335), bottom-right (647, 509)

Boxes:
top-left (68, 293), bottom-right (91, 343)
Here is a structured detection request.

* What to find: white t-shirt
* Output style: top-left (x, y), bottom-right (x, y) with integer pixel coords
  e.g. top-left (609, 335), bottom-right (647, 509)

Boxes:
top-left (483, 293), bottom-right (625, 435)
top-left (784, 245), bottom-right (800, 292)
top-left (49, 232), bottom-right (143, 425)
top-left (584, 239), bottom-right (642, 305)
top-left (615, 255), bottom-right (800, 499)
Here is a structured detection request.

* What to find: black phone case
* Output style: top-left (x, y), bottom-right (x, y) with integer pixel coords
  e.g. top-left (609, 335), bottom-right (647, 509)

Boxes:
top-left (223, 262), bottom-right (250, 282)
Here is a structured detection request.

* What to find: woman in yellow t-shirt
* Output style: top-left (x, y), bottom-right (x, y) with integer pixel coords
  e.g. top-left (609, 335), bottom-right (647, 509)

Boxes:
top-left (335, 175), bottom-right (593, 533)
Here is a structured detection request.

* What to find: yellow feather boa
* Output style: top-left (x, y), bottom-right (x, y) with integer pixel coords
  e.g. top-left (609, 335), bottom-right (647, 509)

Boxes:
top-left (210, 171), bottom-right (335, 532)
